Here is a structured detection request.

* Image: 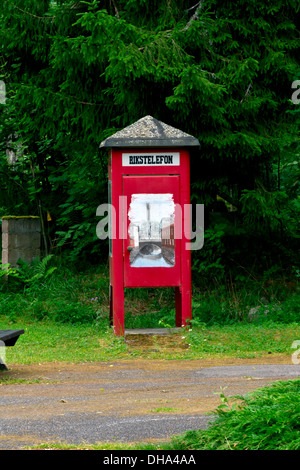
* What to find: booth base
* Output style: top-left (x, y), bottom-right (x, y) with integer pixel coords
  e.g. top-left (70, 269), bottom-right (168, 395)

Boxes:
top-left (124, 328), bottom-right (182, 336)
top-left (124, 328), bottom-right (189, 353)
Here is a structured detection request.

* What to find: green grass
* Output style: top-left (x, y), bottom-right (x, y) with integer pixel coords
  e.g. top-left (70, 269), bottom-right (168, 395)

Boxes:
top-left (0, 318), bottom-right (128, 365)
top-left (0, 261), bottom-right (299, 363)
top-left (187, 322), bottom-right (300, 358)
top-left (2, 318), bottom-right (300, 365)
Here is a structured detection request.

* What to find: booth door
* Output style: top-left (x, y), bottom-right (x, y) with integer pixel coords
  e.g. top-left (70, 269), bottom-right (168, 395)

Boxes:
top-left (123, 175), bottom-right (181, 288)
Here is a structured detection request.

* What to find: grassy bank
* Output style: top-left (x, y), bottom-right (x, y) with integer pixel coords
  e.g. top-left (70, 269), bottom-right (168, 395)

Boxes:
top-left (1, 317), bottom-right (300, 365)
top-left (0, 260), bottom-right (299, 364)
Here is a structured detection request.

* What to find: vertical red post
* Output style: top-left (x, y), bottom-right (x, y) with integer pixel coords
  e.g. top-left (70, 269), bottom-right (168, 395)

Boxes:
top-left (110, 151), bottom-right (125, 336)
top-left (175, 150), bottom-right (192, 327)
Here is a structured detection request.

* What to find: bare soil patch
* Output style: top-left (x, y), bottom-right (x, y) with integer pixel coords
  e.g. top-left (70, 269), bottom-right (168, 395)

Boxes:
top-left (1, 354), bottom-right (292, 418)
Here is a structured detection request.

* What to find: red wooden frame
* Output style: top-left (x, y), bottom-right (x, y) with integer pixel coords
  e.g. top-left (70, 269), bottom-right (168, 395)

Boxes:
top-left (123, 174), bottom-right (181, 288)
top-left (109, 148), bottom-right (191, 335)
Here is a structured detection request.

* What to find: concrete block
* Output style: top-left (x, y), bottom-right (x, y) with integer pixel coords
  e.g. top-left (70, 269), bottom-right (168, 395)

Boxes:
top-left (2, 217), bottom-right (40, 234)
top-left (1, 219), bottom-right (8, 234)
top-left (1, 249), bottom-right (8, 265)
top-left (1, 217), bottom-right (41, 267)
top-left (4, 233), bottom-right (40, 250)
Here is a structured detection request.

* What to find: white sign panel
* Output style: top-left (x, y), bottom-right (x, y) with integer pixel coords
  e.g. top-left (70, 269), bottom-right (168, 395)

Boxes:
top-left (122, 152), bottom-right (180, 166)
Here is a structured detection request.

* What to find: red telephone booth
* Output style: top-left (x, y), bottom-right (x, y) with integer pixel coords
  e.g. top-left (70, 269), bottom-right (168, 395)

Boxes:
top-left (99, 116), bottom-right (199, 336)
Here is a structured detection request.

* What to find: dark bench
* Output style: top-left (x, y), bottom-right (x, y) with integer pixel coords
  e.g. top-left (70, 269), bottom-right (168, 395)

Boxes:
top-left (0, 329), bottom-right (24, 370)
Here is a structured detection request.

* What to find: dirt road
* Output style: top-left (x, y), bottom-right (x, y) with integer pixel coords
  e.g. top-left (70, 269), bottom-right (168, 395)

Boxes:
top-left (0, 354), bottom-right (299, 449)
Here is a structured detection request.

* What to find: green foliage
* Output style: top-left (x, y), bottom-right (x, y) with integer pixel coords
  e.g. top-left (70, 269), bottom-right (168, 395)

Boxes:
top-left (49, 300), bottom-right (97, 324)
top-left (170, 379), bottom-right (300, 450)
top-left (0, 262), bottom-right (299, 362)
top-left (251, 292), bottom-right (300, 324)
top-left (192, 226), bottom-right (226, 281)
top-left (0, 263), bottom-right (21, 280)
top-left (0, 292), bottom-right (29, 322)
top-left (0, 259), bottom-right (109, 324)
top-left (3, 253), bottom-right (297, 328)
top-left (191, 279), bottom-right (300, 326)
top-left (0, 256), bottom-right (58, 294)
top-left (16, 255), bottom-right (57, 287)
top-left (0, 0), bottom-right (299, 269)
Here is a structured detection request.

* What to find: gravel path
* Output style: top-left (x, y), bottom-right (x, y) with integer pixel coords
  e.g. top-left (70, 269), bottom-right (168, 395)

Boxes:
top-left (0, 356), bottom-right (299, 449)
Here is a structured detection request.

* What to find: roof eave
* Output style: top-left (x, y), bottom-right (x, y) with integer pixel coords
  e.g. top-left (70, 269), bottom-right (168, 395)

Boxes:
top-left (99, 137), bottom-right (200, 149)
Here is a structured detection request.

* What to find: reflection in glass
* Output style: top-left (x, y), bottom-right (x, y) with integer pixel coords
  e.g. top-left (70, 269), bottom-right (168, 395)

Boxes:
top-left (128, 194), bottom-right (175, 267)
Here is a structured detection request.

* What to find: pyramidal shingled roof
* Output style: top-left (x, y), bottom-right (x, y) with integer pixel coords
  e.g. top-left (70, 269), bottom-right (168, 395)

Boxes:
top-left (99, 115), bottom-right (199, 148)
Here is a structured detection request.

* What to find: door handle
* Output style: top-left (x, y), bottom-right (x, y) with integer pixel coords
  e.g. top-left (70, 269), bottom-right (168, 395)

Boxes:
top-left (127, 246), bottom-right (133, 251)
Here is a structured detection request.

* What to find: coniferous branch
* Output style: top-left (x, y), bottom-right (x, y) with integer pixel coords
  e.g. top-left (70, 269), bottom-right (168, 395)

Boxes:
top-left (181, 1), bottom-right (204, 31)
top-left (110, 0), bottom-right (120, 18)
top-left (5, 0), bottom-right (81, 20)
top-left (16, 84), bottom-right (99, 107)
top-left (5, 0), bottom-right (56, 20)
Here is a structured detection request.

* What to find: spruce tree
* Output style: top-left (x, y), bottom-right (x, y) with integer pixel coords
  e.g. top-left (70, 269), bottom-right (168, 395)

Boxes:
top-left (0, 0), bottom-right (299, 266)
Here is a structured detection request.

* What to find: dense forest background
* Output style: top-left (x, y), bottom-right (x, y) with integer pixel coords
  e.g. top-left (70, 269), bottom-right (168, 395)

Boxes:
top-left (0, 0), bottom-right (299, 285)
